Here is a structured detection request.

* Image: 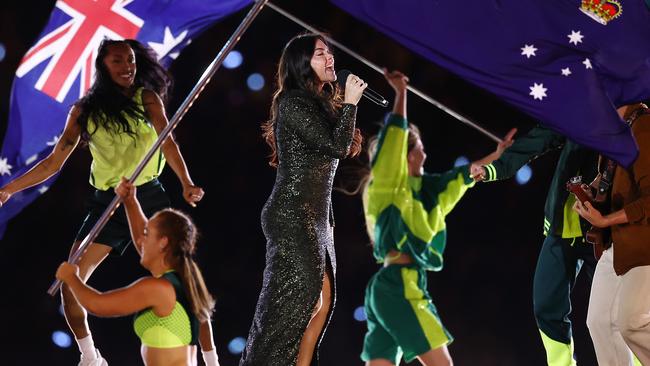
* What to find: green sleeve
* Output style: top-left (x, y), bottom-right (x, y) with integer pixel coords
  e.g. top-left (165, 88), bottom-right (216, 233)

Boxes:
top-left (483, 125), bottom-right (565, 181)
top-left (399, 166), bottom-right (474, 271)
top-left (421, 165), bottom-right (475, 218)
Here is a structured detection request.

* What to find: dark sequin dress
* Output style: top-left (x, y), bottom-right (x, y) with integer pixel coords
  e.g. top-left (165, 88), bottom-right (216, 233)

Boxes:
top-left (240, 90), bottom-right (357, 366)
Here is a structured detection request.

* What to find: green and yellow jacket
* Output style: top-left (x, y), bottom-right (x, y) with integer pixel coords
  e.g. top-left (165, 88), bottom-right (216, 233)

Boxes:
top-left (364, 113), bottom-right (474, 271)
top-left (482, 125), bottom-right (598, 238)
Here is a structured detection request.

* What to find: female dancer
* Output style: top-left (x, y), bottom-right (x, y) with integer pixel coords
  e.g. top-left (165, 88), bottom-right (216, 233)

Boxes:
top-left (0, 39), bottom-right (203, 365)
top-left (360, 70), bottom-right (514, 366)
top-left (57, 178), bottom-right (217, 366)
top-left (239, 33), bottom-right (366, 366)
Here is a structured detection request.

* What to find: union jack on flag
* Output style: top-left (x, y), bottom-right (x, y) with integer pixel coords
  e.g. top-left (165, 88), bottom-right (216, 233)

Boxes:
top-left (0, 0), bottom-right (253, 236)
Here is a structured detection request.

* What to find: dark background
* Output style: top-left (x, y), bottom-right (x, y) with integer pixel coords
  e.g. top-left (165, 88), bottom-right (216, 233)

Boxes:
top-left (0, 1), bottom-right (596, 365)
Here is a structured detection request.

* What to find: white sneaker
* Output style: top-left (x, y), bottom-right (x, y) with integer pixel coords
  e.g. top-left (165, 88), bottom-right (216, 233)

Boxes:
top-left (78, 349), bottom-right (108, 366)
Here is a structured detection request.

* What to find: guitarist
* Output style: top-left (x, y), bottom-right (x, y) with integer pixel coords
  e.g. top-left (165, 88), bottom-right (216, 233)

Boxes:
top-left (565, 156), bottom-right (616, 260)
top-left (472, 125), bottom-right (599, 366)
top-left (573, 103), bottom-right (650, 365)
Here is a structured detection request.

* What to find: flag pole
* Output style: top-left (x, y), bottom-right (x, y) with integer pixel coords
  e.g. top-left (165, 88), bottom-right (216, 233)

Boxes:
top-left (47, 0), bottom-right (270, 296)
top-left (266, 2), bottom-right (502, 143)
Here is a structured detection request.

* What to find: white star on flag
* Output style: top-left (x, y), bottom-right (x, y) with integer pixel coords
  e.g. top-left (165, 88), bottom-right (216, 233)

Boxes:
top-left (521, 44), bottom-right (538, 59)
top-left (46, 135), bottom-right (60, 147)
top-left (38, 186), bottom-right (49, 194)
top-left (561, 67), bottom-right (572, 76)
top-left (583, 58), bottom-right (593, 69)
top-left (148, 27), bottom-right (189, 61)
top-left (0, 157), bottom-right (12, 176)
top-left (567, 30), bottom-right (584, 46)
top-left (25, 154), bottom-right (38, 165)
top-left (529, 83), bottom-right (548, 100)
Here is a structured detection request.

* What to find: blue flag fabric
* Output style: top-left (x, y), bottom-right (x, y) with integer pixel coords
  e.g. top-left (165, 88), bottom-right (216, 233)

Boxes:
top-left (0, 0), bottom-right (252, 237)
top-left (332, 0), bottom-right (650, 167)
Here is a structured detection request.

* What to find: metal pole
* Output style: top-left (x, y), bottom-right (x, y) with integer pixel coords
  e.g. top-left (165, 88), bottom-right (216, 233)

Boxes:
top-left (47, 0), bottom-right (270, 296)
top-left (267, 2), bottom-right (502, 143)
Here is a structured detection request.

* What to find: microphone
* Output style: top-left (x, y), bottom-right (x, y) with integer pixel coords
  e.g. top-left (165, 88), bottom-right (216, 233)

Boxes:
top-left (336, 69), bottom-right (388, 107)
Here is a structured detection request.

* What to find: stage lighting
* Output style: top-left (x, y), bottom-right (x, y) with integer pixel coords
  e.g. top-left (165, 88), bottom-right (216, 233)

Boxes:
top-left (353, 306), bottom-right (367, 322)
top-left (246, 73), bottom-right (265, 91)
top-left (52, 330), bottom-right (72, 348)
top-left (454, 156), bottom-right (469, 168)
top-left (516, 164), bottom-right (532, 185)
top-left (228, 336), bottom-right (246, 355)
top-left (223, 50), bottom-right (243, 69)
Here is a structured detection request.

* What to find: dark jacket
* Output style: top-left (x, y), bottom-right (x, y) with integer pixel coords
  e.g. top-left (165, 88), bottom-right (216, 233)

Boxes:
top-left (483, 125), bottom-right (599, 238)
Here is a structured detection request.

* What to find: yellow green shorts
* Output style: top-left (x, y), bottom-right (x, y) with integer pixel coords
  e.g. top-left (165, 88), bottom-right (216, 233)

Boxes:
top-left (361, 264), bottom-right (452, 364)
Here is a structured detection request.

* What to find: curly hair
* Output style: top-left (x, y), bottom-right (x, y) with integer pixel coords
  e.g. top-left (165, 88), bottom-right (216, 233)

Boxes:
top-left (75, 39), bottom-right (173, 142)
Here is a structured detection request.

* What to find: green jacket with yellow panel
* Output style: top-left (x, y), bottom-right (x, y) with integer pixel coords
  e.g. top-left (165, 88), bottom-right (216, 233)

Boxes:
top-left (364, 113), bottom-right (474, 271)
top-left (482, 125), bottom-right (598, 238)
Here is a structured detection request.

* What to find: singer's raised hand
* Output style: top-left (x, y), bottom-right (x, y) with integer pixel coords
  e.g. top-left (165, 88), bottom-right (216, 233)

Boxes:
top-left (343, 73), bottom-right (367, 105)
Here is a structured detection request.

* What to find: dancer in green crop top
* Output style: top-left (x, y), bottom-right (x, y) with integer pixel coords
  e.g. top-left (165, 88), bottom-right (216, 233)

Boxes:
top-left (0, 39), bottom-right (204, 365)
top-left (57, 178), bottom-right (218, 366)
top-left (360, 70), bottom-right (515, 366)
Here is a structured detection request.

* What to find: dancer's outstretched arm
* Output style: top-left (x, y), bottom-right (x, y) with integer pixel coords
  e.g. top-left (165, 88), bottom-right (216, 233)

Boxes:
top-left (0, 106), bottom-right (82, 205)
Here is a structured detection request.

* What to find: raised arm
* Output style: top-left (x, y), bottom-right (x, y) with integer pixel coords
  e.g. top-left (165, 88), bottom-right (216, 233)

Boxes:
top-left (368, 70), bottom-right (410, 189)
top-left (385, 69), bottom-right (407, 119)
top-left (0, 106), bottom-right (82, 205)
top-left (56, 262), bottom-right (174, 317)
top-left (114, 178), bottom-right (147, 256)
top-left (470, 127), bottom-right (517, 178)
top-left (475, 125), bottom-right (566, 182)
top-left (142, 90), bottom-right (204, 207)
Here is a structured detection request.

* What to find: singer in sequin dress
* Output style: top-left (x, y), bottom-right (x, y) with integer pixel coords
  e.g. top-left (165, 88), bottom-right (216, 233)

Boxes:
top-left (239, 33), bottom-right (367, 366)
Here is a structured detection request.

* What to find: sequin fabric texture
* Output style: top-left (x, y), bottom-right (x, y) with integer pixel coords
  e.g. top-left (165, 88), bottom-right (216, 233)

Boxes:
top-left (240, 90), bottom-right (357, 366)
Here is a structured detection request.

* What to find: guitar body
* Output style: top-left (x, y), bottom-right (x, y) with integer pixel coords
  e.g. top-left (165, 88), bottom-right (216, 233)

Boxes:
top-left (585, 228), bottom-right (606, 260)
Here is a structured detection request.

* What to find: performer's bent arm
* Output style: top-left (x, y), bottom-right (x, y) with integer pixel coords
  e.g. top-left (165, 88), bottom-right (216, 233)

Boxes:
top-left (574, 126), bottom-right (650, 228)
top-left (56, 262), bottom-right (174, 317)
top-left (0, 106), bottom-right (82, 205)
top-left (143, 89), bottom-right (204, 207)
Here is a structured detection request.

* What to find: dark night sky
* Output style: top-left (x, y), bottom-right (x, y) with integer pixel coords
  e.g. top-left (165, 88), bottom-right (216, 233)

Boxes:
top-left (0, 1), bottom-right (596, 365)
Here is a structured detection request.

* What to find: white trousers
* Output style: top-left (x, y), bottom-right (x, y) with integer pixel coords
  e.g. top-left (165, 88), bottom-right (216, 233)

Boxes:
top-left (587, 246), bottom-right (650, 366)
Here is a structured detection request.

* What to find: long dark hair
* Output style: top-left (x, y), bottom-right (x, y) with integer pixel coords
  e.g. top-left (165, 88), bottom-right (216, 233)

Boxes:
top-left (262, 32), bottom-right (362, 167)
top-left (75, 39), bottom-right (173, 141)
top-left (154, 209), bottom-right (215, 322)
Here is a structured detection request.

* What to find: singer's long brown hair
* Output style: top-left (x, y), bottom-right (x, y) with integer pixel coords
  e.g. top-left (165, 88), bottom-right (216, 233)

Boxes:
top-left (338, 122), bottom-right (421, 196)
top-left (261, 33), bottom-right (362, 167)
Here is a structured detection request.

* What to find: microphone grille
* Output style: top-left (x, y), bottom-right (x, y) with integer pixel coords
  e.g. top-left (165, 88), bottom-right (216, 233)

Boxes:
top-left (336, 69), bottom-right (351, 88)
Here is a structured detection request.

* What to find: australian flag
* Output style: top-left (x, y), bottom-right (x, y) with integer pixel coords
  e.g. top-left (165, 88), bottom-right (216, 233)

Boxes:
top-left (0, 0), bottom-right (252, 237)
top-left (332, 0), bottom-right (650, 167)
